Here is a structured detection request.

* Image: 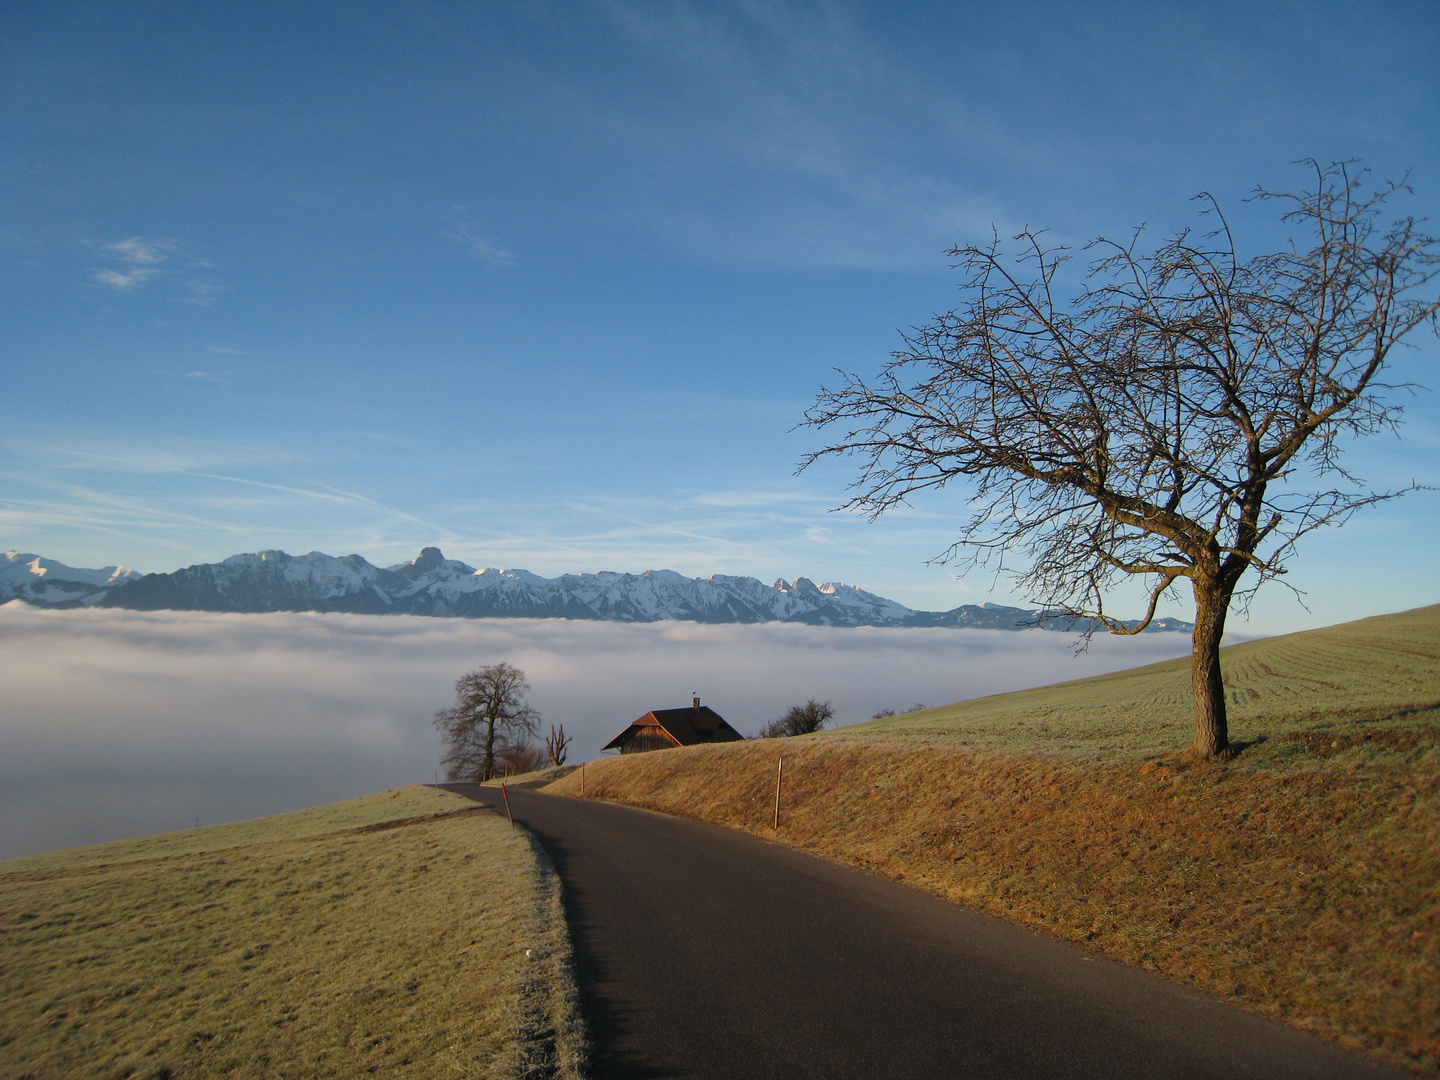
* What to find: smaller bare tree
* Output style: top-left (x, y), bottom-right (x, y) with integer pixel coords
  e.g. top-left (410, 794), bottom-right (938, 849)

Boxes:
top-left (497, 739), bottom-right (548, 777)
top-left (760, 699), bottom-right (835, 738)
top-left (434, 662), bottom-right (540, 782)
top-left (544, 723), bottom-right (573, 766)
top-left (871, 704), bottom-right (926, 720)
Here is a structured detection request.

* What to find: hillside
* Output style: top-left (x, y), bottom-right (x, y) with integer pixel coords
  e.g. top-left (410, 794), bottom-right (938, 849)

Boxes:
top-left (823, 602), bottom-right (1440, 759)
top-left (0, 787), bottom-right (585, 1080)
top-left (548, 605), bottom-right (1440, 1074)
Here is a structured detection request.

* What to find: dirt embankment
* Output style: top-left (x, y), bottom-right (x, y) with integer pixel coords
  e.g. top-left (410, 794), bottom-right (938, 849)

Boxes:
top-left (548, 734), bottom-right (1440, 1075)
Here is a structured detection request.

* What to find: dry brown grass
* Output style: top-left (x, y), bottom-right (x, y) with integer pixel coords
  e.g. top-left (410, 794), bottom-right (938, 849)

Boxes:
top-left (0, 786), bottom-right (586, 1080)
top-left (482, 765), bottom-right (581, 788)
top-left (547, 606), bottom-right (1440, 1075)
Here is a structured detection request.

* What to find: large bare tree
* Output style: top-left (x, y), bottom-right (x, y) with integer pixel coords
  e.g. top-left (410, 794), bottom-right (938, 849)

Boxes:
top-left (802, 162), bottom-right (1438, 759)
top-left (434, 662), bottom-right (540, 781)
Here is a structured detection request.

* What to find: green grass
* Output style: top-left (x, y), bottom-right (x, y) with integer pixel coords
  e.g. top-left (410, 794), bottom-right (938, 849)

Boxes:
top-left (7, 786), bottom-right (483, 872)
top-left (822, 603), bottom-right (1440, 761)
top-left (0, 786), bottom-right (586, 1080)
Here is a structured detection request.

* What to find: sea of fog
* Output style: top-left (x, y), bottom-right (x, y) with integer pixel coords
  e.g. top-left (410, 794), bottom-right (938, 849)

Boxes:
top-left (0, 603), bottom-right (1195, 860)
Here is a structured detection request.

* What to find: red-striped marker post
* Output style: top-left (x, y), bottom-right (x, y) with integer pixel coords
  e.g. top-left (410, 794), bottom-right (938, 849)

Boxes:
top-left (773, 756), bottom-right (784, 829)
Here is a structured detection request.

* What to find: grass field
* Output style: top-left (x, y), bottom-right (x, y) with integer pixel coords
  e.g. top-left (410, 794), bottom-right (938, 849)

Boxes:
top-left (0, 786), bottom-right (585, 1080)
top-left (547, 604), bottom-right (1440, 1075)
top-left (827, 602), bottom-right (1440, 761)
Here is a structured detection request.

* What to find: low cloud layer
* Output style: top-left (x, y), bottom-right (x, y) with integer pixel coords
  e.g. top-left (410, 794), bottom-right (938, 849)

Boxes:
top-left (0, 604), bottom-right (1191, 859)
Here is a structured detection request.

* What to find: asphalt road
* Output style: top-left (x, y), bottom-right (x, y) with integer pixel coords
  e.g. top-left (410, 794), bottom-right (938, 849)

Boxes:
top-left (445, 783), bottom-right (1407, 1080)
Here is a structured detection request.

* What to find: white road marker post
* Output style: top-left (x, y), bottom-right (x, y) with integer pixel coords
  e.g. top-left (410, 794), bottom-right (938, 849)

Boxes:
top-left (773, 755), bottom-right (784, 830)
top-left (581, 761), bottom-right (586, 795)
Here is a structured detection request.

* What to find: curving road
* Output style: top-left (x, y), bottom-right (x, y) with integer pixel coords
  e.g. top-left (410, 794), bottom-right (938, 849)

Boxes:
top-left (445, 782), bottom-right (1405, 1080)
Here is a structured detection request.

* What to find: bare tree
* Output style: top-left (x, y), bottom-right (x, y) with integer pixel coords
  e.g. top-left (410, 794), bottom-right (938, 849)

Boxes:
top-left (802, 162), bottom-right (1438, 760)
top-left (760, 699), bottom-right (835, 738)
top-left (544, 723), bottom-right (573, 767)
top-left (434, 663), bottom-right (540, 781)
top-left (496, 738), bottom-right (548, 777)
top-left (871, 704), bottom-right (926, 720)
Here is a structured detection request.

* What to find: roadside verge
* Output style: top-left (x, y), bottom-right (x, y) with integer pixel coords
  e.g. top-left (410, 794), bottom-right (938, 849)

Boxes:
top-left (546, 735), bottom-right (1438, 1075)
top-left (0, 785), bottom-right (587, 1079)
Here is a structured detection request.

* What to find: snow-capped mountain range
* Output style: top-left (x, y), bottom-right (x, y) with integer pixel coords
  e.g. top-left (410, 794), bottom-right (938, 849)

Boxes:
top-left (1, 553), bottom-right (143, 605)
top-left (1, 547), bottom-right (1192, 632)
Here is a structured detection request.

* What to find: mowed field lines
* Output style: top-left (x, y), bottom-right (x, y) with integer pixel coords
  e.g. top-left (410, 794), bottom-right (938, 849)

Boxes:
top-left (830, 604), bottom-right (1440, 760)
top-left (551, 605), bottom-right (1440, 1073)
top-left (0, 787), bottom-right (585, 1080)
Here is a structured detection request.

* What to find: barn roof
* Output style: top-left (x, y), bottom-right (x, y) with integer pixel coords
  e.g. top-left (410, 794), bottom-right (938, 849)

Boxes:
top-left (601, 705), bottom-right (743, 750)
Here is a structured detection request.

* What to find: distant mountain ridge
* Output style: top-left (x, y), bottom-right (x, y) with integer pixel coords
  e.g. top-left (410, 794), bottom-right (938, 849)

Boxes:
top-left (0, 547), bottom-right (1193, 632)
top-left (0, 553), bottom-right (143, 605)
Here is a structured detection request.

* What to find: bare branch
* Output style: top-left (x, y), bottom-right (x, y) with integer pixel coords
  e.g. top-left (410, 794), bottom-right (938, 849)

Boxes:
top-left (800, 161), bottom-right (1439, 759)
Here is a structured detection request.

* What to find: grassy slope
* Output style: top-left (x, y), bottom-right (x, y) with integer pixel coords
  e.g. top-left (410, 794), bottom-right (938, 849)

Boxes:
top-left (547, 605), bottom-right (1440, 1075)
top-left (482, 765), bottom-right (581, 788)
top-left (0, 786), bottom-right (585, 1080)
top-left (830, 602), bottom-right (1440, 760)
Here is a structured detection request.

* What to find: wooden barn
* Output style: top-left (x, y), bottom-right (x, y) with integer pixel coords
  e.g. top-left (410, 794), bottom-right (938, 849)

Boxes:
top-left (602, 697), bottom-right (745, 754)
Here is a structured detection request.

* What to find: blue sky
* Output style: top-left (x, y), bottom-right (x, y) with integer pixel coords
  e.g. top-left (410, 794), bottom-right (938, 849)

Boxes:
top-left (4, 0), bottom-right (1438, 635)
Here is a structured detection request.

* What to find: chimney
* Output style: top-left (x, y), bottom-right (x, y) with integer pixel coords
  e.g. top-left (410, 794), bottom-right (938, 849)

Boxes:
top-left (693, 695), bottom-right (701, 710)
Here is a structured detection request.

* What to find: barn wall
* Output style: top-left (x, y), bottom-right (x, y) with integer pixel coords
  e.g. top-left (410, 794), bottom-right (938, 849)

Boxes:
top-left (620, 726), bottom-right (677, 754)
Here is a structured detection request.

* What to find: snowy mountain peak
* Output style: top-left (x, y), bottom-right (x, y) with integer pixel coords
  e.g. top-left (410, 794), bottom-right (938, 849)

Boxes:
top-left (388, 546), bottom-right (479, 581)
top-left (2, 551), bottom-right (141, 589)
top-left (0, 546), bottom-right (1191, 633)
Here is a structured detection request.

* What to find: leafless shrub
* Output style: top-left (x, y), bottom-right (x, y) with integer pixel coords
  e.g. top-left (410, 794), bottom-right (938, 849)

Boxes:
top-left (759, 699), bottom-right (836, 738)
top-left (496, 739), bottom-right (548, 777)
top-left (544, 723), bottom-right (573, 767)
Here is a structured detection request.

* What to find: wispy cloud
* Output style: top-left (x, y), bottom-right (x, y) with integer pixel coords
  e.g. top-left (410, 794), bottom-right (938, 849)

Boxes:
top-left (344, 429), bottom-right (418, 449)
top-left (443, 221), bottom-right (514, 267)
top-left (0, 605), bottom-right (1190, 859)
top-left (552, 2), bottom-right (1020, 271)
top-left (6, 437), bottom-right (298, 475)
top-left (102, 237), bottom-right (173, 265)
top-left (690, 488), bottom-right (834, 510)
top-left (91, 236), bottom-right (177, 290)
top-left (432, 496), bottom-right (767, 572)
top-left (88, 236), bottom-right (227, 301)
top-left (92, 267), bottom-right (161, 290)
top-left (0, 436), bottom-right (465, 570)
top-left (0, 425), bottom-right (1004, 610)
top-left (0, 476), bottom-right (263, 537)
top-left (180, 278), bottom-right (226, 306)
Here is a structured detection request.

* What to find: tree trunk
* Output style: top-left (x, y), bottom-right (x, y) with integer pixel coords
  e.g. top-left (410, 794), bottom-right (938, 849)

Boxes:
top-left (1189, 578), bottom-right (1231, 759)
top-left (483, 719), bottom-right (497, 782)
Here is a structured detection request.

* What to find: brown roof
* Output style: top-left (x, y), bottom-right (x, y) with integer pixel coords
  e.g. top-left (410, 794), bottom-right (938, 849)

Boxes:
top-left (602, 705), bottom-right (745, 750)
